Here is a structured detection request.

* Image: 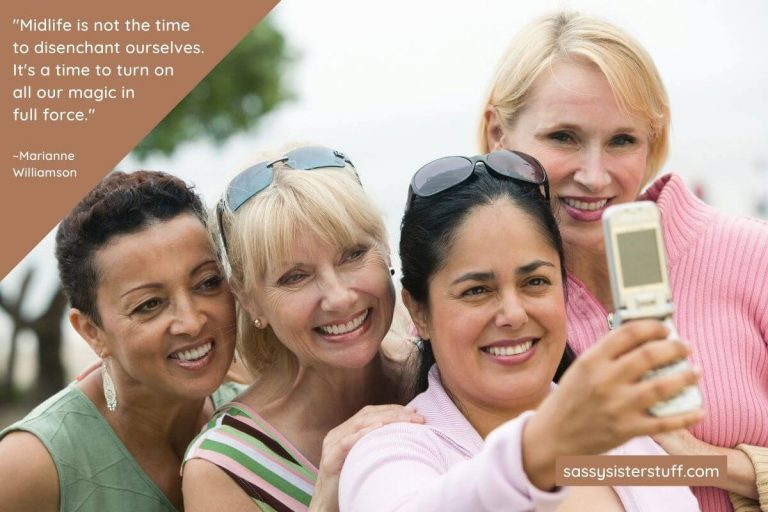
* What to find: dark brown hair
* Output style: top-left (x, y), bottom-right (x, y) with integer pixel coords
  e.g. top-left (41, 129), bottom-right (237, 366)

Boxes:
top-left (55, 171), bottom-right (206, 324)
top-left (400, 166), bottom-right (574, 392)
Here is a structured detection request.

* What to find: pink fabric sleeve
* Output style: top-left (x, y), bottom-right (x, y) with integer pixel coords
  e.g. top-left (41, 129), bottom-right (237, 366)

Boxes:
top-left (338, 411), bottom-right (567, 512)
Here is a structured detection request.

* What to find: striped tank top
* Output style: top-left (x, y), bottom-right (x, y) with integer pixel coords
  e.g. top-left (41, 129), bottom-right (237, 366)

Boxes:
top-left (183, 402), bottom-right (318, 511)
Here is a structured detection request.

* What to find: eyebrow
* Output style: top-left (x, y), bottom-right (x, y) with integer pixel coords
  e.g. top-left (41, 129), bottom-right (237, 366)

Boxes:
top-left (120, 259), bottom-right (217, 297)
top-left (517, 260), bottom-right (555, 275)
top-left (449, 260), bottom-right (555, 286)
top-left (450, 271), bottom-right (494, 286)
top-left (540, 122), bottom-right (641, 133)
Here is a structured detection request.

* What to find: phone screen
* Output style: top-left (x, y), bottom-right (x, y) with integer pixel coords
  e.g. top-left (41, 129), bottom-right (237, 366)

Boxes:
top-left (617, 229), bottom-right (662, 287)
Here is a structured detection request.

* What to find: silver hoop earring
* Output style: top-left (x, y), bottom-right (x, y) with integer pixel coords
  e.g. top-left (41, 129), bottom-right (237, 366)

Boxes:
top-left (101, 360), bottom-right (118, 412)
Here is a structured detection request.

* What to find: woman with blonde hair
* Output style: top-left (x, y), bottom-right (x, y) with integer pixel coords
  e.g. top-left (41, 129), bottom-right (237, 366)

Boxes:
top-left (478, 11), bottom-right (768, 512)
top-left (182, 145), bottom-right (422, 511)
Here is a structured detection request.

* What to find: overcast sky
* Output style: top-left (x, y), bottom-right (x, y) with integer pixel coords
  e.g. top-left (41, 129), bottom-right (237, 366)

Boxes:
top-left (2, 0), bottom-right (767, 381)
top-left (141, 0), bottom-right (768, 235)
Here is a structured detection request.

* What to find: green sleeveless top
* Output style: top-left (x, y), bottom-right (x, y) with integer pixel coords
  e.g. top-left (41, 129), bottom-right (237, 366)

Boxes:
top-left (0, 381), bottom-right (243, 512)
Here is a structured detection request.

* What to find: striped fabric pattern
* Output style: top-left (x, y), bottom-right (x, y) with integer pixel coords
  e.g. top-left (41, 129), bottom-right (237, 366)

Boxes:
top-left (184, 402), bottom-right (318, 511)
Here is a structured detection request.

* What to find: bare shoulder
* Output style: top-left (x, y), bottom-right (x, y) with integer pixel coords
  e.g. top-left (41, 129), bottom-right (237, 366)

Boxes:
top-left (182, 458), bottom-right (261, 512)
top-left (0, 431), bottom-right (59, 512)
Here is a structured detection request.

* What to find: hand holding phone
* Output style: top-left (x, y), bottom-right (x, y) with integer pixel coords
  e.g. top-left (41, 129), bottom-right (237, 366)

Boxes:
top-left (603, 201), bottom-right (702, 417)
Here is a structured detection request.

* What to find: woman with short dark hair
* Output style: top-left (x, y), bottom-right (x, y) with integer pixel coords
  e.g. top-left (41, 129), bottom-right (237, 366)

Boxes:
top-left (0, 170), bottom-right (240, 512)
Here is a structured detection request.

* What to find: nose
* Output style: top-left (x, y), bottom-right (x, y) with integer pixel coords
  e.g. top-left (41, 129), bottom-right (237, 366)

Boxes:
top-left (169, 294), bottom-right (206, 337)
top-left (320, 271), bottom-right (358, 313)
top-left (573, 146), bottom-right (612, 192)
top-left (495, 290), bottom-right (527, 330)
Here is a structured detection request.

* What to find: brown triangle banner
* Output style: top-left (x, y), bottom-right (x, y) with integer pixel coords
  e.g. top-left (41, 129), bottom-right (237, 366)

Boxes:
top-left (1, 0), bottom-right (280, 279)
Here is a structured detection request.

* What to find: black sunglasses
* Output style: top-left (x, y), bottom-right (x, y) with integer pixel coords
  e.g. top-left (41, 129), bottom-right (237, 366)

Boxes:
top-left (407, 150), bottom-right (549, 209)
top-left (216, 145), bottom-right (359, 258)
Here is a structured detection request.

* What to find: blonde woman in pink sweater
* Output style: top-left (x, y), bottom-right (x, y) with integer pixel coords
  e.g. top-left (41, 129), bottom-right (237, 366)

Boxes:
top-left (479, 11), bottom-right (768, 512)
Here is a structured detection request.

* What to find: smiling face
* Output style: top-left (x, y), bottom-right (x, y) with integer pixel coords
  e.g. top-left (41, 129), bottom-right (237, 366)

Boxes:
top-left (82, 213), bottom-right (237, 402)
top-left (412, 199), bottom-right (567, 421)
top-left (490, 59), bottom-right (650, 253)
top-left (252, 229), bottom-right (395, 371)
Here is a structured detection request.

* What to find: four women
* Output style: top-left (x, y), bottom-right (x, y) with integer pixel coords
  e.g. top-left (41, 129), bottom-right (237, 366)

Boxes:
top-left (3, 10), bottom-right (766, 512)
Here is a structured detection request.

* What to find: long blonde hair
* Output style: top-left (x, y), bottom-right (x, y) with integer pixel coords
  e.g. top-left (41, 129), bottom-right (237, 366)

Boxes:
top-left (478, 11), bottom-right (670, 184)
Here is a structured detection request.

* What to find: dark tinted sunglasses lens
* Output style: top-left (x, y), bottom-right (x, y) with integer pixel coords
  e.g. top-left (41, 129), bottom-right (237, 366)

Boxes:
top-left (486, 151), bottom-right (545, 184)
top-left (226, 164), bottom-right (273, 211)
top-left (285, 146), bottom-right (346, 169)
top-left (412, 157), bottom-right (473, 197)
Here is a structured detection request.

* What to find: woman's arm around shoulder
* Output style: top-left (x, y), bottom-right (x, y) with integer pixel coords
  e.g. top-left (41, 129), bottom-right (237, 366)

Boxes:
top-left (0, 431), bottom-right (59, 512)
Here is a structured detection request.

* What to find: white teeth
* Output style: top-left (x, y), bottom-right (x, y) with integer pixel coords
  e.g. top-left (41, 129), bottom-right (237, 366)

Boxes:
top-left (562, 198), bottom-right (608, 211)
top-left (171, 341), bottom-right (213, 361)
top-left (484, 341), bottom-right (534, 357)
top-left (318, 310), bottom-right (369, 336)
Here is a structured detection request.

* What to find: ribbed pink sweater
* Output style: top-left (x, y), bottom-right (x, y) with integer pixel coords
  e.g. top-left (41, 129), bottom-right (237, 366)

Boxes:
top-left (566, 174), bottom-right (768, 512)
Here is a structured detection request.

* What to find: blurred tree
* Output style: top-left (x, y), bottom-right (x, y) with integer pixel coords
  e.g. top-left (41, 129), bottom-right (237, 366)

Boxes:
top-left (0, 268), bottom-right (67, 405)
top-left (133, 17), bottom-right (293, 158)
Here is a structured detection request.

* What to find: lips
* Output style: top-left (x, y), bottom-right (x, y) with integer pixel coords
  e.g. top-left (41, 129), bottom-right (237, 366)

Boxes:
top-left (561, 197), bottom-right (608, 211)
top-left (483, 340), bottom-right (534, 356)
top-left (316, 309), bottom-right (370, 336)
top-left (169, 340), bottom-right (213, 362)
top-left (480, 337), bottom-right (539, 365)
top-left (559, 196), bottom-right (611, 222)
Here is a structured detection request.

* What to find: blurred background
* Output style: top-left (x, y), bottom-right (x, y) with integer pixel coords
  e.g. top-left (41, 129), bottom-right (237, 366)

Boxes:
top-left (2, 0), bottom-right (767, 425)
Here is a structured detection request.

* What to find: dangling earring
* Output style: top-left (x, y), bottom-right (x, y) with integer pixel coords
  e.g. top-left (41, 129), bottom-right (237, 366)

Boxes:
top-left (254, 319), bottom-right (263, 329)
top-left (101, 359), bottom-right (118, 412)
top-left (389, 267), bottom-right (395, 276)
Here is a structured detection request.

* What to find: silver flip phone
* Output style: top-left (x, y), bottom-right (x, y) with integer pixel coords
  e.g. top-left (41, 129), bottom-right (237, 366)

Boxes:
top-left (603, 201), bottom-right (702, 417)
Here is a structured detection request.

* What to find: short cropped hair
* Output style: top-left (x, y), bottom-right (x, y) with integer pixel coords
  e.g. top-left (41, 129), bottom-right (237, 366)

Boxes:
top-left (55, 171), bottom-right (207, 324)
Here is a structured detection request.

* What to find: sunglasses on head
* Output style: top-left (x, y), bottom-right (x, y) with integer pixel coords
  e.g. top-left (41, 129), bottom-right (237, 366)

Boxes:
top-left (407, 150), bottom-right (549, 209)
top-left (222, 145), bottom-right (358, 213)
top-left (216, 145), bottom-right (359, 257)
